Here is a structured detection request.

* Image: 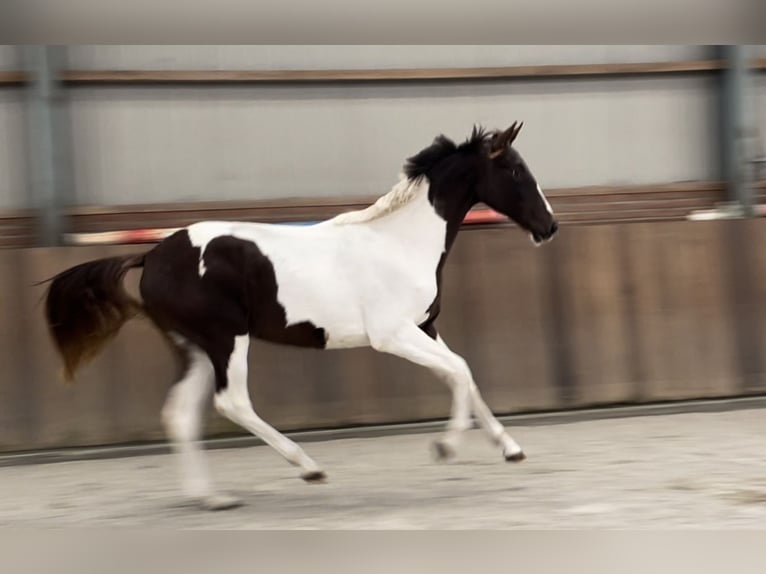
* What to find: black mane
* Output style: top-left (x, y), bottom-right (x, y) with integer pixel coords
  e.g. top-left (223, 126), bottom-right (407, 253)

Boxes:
top-left (404, 125), bottom-right (494, 181)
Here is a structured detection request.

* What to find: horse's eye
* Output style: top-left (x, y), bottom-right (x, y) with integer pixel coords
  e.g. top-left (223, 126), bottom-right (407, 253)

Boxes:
top-left (511, 167), bottom-right (521, 179)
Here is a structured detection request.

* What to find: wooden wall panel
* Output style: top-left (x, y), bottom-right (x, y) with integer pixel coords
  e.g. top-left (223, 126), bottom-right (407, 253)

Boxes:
top-left (556, 225), bottom-right (638, 405)
top-left (625, 221), bottom-right (740, 400)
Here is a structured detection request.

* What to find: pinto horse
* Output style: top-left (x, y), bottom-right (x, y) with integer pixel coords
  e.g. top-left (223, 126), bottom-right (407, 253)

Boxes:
top-left (43, 123), bottom-right (558, 510)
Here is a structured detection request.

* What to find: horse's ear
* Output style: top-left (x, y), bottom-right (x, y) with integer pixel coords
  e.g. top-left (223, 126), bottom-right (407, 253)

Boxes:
top-left (488, 121), bottom-right (523, 159)
top-left (508, 121), bottom-right (524, 144)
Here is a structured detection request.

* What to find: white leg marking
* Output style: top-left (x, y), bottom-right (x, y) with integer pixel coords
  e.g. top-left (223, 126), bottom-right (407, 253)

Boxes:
top-left (161, 343), bottom-right (240, 508)
top-left (372, 325), bottom-right (474, 456)
top-left (214, 335), bottom-right (324, 479)
top-left (537, 184), bottom-right (554, 215)
top-left (436, 334), bottom-right (523, 458)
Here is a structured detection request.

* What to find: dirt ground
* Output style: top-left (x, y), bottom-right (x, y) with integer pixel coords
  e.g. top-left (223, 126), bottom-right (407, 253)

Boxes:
top-left (0, 407), bottom-right (764, 529)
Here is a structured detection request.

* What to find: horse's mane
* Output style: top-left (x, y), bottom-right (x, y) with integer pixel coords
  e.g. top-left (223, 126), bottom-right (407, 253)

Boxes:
top-left (326, 126), bottom-right (492, 226)
top-left (403, 125), bottom-right (492, 181)
top-left (326, 175), bottom-right (426, 225)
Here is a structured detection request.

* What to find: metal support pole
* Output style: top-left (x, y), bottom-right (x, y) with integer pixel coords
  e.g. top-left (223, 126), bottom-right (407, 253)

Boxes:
top-left (22, 45), bottom-right (71, 246)
top-left (719, 45), bottom-right (755, 216)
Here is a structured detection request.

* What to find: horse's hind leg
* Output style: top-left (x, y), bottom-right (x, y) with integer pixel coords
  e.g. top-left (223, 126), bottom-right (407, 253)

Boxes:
top-left (211, 334), bottom-right (326, 482)
top-left (161, 334), bottom-right (241, 510)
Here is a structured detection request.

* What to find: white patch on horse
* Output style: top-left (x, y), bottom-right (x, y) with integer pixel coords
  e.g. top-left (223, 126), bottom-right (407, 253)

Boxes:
top-left (537, 184), bottom-right (553, 215)
top-left (187, 221), bottom-right (236, 278)
top-left (184, 176), bottom-right (446, 350)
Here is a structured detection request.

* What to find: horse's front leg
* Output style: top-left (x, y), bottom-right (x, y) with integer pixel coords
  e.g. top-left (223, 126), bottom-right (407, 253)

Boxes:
top-left (370, 323), bottom-right (523, 461)
top-left (434, 332), bottom-right (525, 462)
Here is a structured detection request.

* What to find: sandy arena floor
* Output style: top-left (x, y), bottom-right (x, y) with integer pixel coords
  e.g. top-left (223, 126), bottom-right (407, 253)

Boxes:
top-left (0, 407), bottom-right (764, 528)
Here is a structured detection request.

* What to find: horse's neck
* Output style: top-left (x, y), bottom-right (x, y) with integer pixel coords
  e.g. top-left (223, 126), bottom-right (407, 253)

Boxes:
top-left (367, 182), bottom-right (472, 258)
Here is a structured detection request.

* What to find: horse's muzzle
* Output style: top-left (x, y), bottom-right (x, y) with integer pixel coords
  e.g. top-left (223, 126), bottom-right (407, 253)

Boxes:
top-left (532, 221), bottom-right (558, 245)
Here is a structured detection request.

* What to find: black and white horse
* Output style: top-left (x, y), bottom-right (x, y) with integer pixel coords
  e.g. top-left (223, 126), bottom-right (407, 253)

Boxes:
top-left (43, 123), bottom-right (558, 510)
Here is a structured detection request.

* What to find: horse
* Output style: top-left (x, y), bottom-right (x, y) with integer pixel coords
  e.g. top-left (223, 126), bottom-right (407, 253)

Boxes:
top-left (42, 122), bottom-right (558, 510)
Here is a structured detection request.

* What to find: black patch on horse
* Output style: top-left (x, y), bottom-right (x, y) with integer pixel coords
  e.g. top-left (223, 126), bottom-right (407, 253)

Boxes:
top-left (418, 252), bottom-right (447, 340)
top-left (140, 230), bottom-right (327, 391)
top-left (407, 128), bottom-right (494, 337)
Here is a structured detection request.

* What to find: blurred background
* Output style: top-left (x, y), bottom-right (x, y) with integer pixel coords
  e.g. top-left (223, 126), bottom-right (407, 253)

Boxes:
top-left (0, 45), bottom-right (765, 455)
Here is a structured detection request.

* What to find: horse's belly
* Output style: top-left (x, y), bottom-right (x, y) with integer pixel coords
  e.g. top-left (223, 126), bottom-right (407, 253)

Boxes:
top-left (281, 296), bottom-right (370, 350)
top-left (267, 266), bottom-right (370, 349)
top-left (324, 331), bottom-right (371, 349)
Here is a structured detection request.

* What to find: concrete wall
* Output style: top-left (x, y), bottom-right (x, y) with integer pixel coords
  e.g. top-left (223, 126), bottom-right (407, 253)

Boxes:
top-left (2, 219), bottom-right (765, 453)
top-left (4, 45), bottom-right (763, 209)
top-left (0, 90), bottom-right (26, 210)
top-left (63, 46), bottom-right (719, 206)
top-left (64, 46), bottom-right (724, 206)
top-left (0, 46), bottom-right (26, 210)
top-left (0, 45), bottom-right (18, 70)
top-left (66, 75), bottom-right (720, 206)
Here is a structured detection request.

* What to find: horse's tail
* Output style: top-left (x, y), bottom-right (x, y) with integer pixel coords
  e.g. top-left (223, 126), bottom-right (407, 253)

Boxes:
top-left (42, 253), bottom-right (146, 383)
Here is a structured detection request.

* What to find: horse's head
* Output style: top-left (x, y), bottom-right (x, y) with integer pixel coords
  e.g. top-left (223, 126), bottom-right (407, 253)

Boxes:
top-left (477, 122), bottom-right (558, 245)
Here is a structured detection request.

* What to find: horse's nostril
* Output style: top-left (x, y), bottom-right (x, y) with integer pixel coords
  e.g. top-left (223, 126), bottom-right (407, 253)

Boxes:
top-left (550, 221), bottom-right (559, 236)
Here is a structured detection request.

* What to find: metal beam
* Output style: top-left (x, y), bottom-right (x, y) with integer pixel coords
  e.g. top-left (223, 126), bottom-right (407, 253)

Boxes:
top-left (719, 45), bottom-right (756, 216)
top-left (22, 45), bottom-right (72, 246)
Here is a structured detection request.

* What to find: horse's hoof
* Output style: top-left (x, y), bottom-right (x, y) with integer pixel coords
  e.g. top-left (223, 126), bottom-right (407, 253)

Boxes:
top-left (301, 470), bottom-right (327, 483)
top-left (432, 440), bottom-right (455, 462)
top-left (504, 450), bottom-right (526, 463)
top-left (200, 493), bottom-right (243, 511)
